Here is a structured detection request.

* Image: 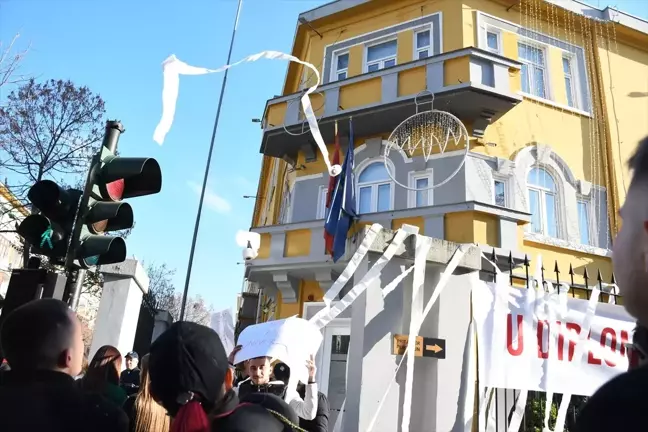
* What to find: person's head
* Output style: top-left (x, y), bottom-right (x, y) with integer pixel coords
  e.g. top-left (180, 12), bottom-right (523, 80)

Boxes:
top-left (272, 362), bottom-right (290, 383)
top-left (125, 351), bottom-right (139, 370)
top-left (134, 354), bottom-right (170, 432)
top-left (82, 345), bottom-right (122, 393)
top-left (614, 136), bottom-right (648, 324)
top-left (148, 321), bottom-right (233, 432)
top-left (0, 299), bottom-right (84, 376)
top-left (247, 356), bottom-right (272, 385)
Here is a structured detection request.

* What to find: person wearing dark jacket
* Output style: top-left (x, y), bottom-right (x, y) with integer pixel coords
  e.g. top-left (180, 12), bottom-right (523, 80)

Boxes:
top-left (120, 351), bottom-right (141, 396)
top-left (0, 299), bottom-right (129, 432)
top-left (274, 362), bottom-right (329, 432)
top-left (574, 136), bottom-right (648, 431)
top-left (148, 321), bottom-right (302, 431)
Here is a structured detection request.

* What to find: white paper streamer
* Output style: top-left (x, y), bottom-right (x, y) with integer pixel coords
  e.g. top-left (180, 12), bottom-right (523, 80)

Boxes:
top-left (401, 235), bottom-right (433, 432)
top-left (452, 320), bottom-right (477, 432)
top-left (154, 52), bottom-right (342, 177)
top-left (309, 225), bottom-right (419, 330)
top-left (367, 244), bottom-right (467, 432)
top-left (321, 224), bottom-right (383, 306)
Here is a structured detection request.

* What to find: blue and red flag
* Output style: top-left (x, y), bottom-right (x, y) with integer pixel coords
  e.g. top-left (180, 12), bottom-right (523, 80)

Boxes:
top-left (324, 122), bottom-right (341, 256)
top-left (324, 118), bottom-right (357, 262)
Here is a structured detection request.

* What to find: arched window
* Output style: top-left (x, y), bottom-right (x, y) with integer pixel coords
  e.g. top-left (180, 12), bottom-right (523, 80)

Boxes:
top-left (357, 162), bottom-right (392, 214)
top-left (527, 167), bottom-right (558, 237)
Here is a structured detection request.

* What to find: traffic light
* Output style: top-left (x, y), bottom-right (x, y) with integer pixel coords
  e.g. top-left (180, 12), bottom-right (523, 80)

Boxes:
top-left (17, 180), bottom-right (82, 262)
top-left (68, 120), bottom-right (162, 269)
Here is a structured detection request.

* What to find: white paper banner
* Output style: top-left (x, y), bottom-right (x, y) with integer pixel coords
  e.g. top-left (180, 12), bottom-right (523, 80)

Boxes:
top-left (473, 280), bottom-right (634, 396)
top-left (210, 308), bottom-right (236, 356)
top-left (235, 316), bottom-right (323, 384)
top-left (154, 52), bottom-right (342, 176)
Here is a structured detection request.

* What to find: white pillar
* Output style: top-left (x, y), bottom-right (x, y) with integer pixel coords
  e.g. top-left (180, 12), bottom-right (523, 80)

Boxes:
top-left (89, 259), bottom-right (149, 361)
top-left (152, 310), bottom-right (173, 343)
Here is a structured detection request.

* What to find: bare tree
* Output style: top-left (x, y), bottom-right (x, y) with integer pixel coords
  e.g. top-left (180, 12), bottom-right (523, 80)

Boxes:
top-left (0, 34), bottom-right (29, 89)
top-left (145, 262), bottom-right (176, 311)
top-left (0, 78), bottom-right (105, 193)
top-left (144, 262), bottom-right (214, 326)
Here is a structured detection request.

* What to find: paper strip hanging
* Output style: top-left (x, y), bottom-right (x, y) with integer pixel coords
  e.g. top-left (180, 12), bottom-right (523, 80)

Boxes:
top-left (153, 52), bottom-right (342, 177)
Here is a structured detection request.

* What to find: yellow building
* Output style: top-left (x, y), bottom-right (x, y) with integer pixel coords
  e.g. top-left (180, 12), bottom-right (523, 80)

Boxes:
top-left (239, 0), bottom-right (648, 429)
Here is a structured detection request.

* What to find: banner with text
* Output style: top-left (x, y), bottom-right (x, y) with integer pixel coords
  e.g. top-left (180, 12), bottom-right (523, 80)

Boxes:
top-left (473, 280), bottom-right (634, 396)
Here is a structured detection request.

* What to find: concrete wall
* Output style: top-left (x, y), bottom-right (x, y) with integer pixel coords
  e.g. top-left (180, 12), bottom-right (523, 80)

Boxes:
top-left (343, 252), bottom-right (473, 432)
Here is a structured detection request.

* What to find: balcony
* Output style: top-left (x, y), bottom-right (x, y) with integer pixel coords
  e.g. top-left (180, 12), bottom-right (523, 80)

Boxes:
top-left (260, 47), bottom-right (522, 162)
top-left (245, 201), bottom-right (530, 303)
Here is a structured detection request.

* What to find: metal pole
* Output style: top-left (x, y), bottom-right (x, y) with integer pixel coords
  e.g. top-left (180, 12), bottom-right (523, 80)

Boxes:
top-left (68, 269), bottom-right (87, 311)
top-left (65, 121), bottom-right (124, 309)
top-left (179, 0), bottom-right (244, 321)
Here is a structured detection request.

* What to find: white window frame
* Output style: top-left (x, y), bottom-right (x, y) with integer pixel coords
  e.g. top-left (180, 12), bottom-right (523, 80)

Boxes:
top-left (475, 12), bottom-right (590, 116)
top-left (407, 169), bottom-right (433, 208)
top-left (316, 185), bottom-right (328, 220)
top-left (413, 26), bottom-right (432, 60)
top-left (526, 167), bottom-right (560, 238)
top-left (576, 196), bottom-right (594, 246)
top-left (485, 26), bottom-right (502, 55)
top-left (331, 50), bottom-right (349, 82)
top-left (364, 38), bottom-right (398, 73)
top-left (356, 159), bottom-right (395, 214)
top-left (518, 40), bottom-right (549, 100)
top-left (492, 174), bottom-right (510, 208)
top-left (562, 54), bottom-right (578, 109)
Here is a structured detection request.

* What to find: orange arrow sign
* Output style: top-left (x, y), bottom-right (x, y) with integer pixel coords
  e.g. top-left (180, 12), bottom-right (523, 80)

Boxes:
top-left (426, 344), bottom-right (443, 353)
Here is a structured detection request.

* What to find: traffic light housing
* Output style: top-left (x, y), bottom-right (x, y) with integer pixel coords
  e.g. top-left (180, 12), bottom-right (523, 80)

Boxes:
top-left (17, 180), bottom-right (82, 262)
top-left (69, 120), bottom-right (162, 268)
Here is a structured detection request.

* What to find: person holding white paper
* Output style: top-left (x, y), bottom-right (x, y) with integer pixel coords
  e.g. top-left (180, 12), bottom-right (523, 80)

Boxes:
top-left (229, 345), bottom-right (319, 421)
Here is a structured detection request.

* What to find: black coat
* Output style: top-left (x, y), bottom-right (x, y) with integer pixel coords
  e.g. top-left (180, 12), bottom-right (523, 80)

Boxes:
top-left (0, 370), bottom-right (129, 432)
top-left (120, 368), bottom-right (140, 396)
top-left (573, 365), bottom-right (648, 431)
top-left (297, 384), bottom-right (329, 432)
top-left (212, 390), bottom-right (301, 432)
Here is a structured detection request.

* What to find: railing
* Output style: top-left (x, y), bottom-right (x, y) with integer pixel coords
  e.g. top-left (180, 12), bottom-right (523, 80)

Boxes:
top-left (482, 249), bottom-right (619, 431)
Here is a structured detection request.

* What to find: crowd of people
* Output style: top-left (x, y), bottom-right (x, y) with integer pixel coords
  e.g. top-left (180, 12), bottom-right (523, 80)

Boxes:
top-left (1, 137), bottom-right (648, 431)
top-left (0, 298), bottom-right (329, 432)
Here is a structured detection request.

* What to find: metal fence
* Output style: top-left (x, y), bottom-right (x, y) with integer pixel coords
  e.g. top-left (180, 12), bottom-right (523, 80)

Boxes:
top-left (481, 249), bottom-right (618, 431)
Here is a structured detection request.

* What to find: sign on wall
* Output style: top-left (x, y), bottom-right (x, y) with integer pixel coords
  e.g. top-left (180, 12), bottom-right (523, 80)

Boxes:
top-left (392, 334), bottom-right (446, 359)
top-left (473, 280), bottom-right (634, 396)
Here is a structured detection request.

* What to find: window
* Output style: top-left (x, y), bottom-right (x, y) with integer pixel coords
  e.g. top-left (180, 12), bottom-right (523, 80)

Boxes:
top-left (415, 29), bottom-right (431, 59)
top-left (366, 40), bottom-right (397, 72)
top-left (409, 171), bottom-right (433, 208)
top-left (317, 187), bottom-right (329, 220)
top-left (527, 167), bottom-right (558, 238)
top-left (486, 29), bottom-right (501, 54)
top-left (563, 56), bottom-right (576, 108)
top-left (518, 42), bottom-right (547, 98)
top-left (333, 52), bottom-right (349, 81)
top-left (577, 199), bottom-right (591, 245)
top-left (494, 180), bottom-right (507, 207)
top-left (357, 162), bottom-right (393, 214)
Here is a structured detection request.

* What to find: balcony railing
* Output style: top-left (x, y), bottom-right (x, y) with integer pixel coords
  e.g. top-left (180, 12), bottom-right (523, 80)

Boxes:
top-left (260, 47), bottom-right (522, 163)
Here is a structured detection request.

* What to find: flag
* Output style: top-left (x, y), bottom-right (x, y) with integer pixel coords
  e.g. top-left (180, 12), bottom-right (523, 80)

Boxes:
top-left (324, 118), bottom-right (357, 262)
top-left (324, 122), bottom-right (341, 255)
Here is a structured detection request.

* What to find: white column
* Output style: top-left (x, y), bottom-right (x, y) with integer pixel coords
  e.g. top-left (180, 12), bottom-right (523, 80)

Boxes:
top-left (89, 259), bottom-right (149, 361)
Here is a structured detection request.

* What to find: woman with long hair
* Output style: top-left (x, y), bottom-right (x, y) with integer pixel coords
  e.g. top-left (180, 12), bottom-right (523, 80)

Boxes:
top-left (80, 345), bottom-right (128, 407)
top-left (123, 354), bottom-right (170, 432)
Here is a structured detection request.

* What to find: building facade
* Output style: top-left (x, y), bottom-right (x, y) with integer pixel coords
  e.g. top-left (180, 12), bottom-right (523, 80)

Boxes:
top-left (0, 183), bottom-right (27, 299)
top-left (240, 0), bottom-right (648, 430)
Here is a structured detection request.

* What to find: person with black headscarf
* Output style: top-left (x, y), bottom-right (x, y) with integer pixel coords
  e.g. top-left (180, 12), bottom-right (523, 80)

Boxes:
top-left (147, 321), bottom-right (304, 432)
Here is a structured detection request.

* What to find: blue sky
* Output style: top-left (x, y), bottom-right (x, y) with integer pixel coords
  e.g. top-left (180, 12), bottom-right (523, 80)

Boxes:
top-left (1, 0), bottom-right (646, 314)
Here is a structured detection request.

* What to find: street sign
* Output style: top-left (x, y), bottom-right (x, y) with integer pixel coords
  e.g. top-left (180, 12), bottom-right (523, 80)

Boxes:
top-left (392, 334), bottom-right (446, 359)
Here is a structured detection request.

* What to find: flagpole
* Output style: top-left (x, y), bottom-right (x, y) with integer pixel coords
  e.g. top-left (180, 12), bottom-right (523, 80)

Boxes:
top-left (179, 0), bottom-right (243, 321)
